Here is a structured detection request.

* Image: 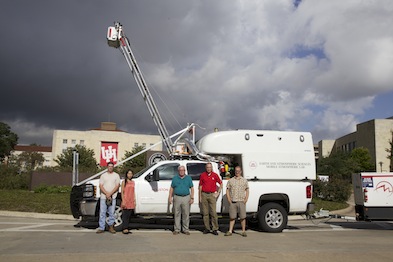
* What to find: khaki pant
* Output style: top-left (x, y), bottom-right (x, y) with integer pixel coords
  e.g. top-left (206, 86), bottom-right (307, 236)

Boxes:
top-left (173, 195), bottom-right (191, 233)
top-left (229, 201), bottom-right (246, 219)
top-left (200, 192), bottom-right (219, 231)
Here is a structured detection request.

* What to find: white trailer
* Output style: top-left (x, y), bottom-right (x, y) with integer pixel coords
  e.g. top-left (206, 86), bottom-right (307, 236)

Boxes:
top-left (353, 172), bottom-right (393, 221)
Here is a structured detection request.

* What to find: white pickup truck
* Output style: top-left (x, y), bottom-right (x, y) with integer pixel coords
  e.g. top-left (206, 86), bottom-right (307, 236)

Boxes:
top-left (71, 130), bottom-right (316, 233)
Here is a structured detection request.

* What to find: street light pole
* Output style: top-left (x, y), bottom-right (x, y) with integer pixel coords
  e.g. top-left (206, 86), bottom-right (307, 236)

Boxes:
top-left (72, 149), bottom-right (79, 186)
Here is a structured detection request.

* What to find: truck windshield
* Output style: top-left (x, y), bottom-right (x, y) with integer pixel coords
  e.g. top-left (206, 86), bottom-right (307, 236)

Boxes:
top-left (133, 165), bottom-right (154, 178)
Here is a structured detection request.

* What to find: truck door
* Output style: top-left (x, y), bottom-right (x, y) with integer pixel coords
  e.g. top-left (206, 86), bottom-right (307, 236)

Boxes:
top-left (137, 162), bottom-right (179, 214)
top-left (186, 162), bottom-right (205, 213)
top-left (186, 162), bottom-right (224, 214)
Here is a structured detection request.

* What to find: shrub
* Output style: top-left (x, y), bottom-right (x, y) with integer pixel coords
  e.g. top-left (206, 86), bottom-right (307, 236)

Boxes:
top-left (33, 185), bottom-right (72, 193)
top-left (0, 165), bottom-right (29, 189)
top-left (313, 177), bottom-right (351, 202)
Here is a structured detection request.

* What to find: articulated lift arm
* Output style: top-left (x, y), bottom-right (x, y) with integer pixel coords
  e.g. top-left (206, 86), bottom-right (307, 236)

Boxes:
top-left (107, 22), bottom-right (173, 154)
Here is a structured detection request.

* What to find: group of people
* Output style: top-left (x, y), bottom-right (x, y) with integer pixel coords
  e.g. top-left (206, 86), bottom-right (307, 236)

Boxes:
top-left (96, 161), bottom-right (136, 235)
top-left (97, 162), bottom-right (249, 237)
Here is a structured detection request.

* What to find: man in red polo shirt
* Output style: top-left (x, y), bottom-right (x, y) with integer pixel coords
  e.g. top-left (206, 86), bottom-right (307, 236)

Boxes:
top-left (199, 162), bottom-right (223, 235)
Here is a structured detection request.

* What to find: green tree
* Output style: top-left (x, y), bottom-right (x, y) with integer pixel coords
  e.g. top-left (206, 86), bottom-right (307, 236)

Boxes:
top-left (386, 130), bottom-right (393, 172)
top-left (316, 148), bottom-right (374, 203)
top-left (118, 146), bottom-right (146, 175)
top-left (317, 151), bottom-right (353, 180)
top-left (349, 147), bottom-right (375, 173)
top-left (0, 122), bottom-right (18, 163)
top-left (55, 144), bottom-right (98, 173)
top-left (16, 151), bottom-right (45, 171)
top-left (8, 144), bottom-right (46, 171)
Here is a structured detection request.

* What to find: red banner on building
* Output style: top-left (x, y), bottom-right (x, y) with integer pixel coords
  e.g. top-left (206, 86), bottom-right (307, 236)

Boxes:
top-left (100, 142), bottom-right (118, 166)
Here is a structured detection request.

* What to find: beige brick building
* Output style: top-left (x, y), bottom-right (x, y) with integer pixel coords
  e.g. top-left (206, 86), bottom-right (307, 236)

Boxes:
top-left (51, 122), bottom-right (162, 166)
top-left (318, 117), bottom-right (393, 172)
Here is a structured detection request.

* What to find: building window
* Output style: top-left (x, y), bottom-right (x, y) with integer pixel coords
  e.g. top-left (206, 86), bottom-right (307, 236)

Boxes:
top-left (150, 143), bottom-right (154, 147)
top-left (63, 139), bottom-right (67, 144)
top-left (142, 143), bottom-right (146, 148)
top-left (134, 143), bottom-right (139, 148)
top-left (71, 139), bottom-right (76, 145)
top-left (80, 140), bottom-right (85, 145)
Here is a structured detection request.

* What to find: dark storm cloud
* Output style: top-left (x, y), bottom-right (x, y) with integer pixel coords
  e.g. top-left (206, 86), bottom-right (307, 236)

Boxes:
top-left (1, 1), bottom-right (392, 145)
top-left (0, 1), bottom-right (160, 143)
top-left (0, 0), bottom-right (239, 145)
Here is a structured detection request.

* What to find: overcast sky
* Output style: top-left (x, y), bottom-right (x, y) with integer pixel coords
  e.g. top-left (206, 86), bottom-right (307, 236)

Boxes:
top-left (1, 0), bottom-right (392, 146)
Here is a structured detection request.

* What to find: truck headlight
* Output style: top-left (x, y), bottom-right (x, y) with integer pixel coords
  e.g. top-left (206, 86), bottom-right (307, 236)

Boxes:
top-left (83, 191), bottom-right (94, 198)
top-left (83, 184), bottom-right (95, 198)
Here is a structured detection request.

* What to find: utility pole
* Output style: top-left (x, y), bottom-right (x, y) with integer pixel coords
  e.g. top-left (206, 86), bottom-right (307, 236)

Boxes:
top-left (72, 149), bottom-right (79, 186)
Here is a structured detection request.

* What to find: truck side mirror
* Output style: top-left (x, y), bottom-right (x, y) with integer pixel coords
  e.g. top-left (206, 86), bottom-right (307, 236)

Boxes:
top-left (145, 171), bottom-right (159, 182)
top-left (145, 174), bottom-right (153, 182)
top-left (152, 170), bottom-right (159, 181)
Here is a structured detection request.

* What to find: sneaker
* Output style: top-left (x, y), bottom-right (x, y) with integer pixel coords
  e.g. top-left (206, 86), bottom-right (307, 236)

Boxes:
top-left (122, 229), bottom-right (129, 234)
top-left (224, 231), bottom-right (232, 236)
top-left (212, 230), bottom-right (219, 236)
top-left (108, 225), bottom-right (116, 234)
top-left (203, 229), bottom-right (210, 234)
top-left (241, 231), bottom-right (247, 237)
top-left (183, 231), bottom-right (190, 235)
top-left (96, 229), bottom-right (104, 234)
top-left (173, 231), bottom-right (179, 235)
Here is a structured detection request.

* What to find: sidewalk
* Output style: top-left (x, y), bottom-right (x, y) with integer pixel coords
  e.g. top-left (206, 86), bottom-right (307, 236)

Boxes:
top-left (0, 210), bottom-right (77, 221)
top-left (328, 192), bottom-right (355, 217)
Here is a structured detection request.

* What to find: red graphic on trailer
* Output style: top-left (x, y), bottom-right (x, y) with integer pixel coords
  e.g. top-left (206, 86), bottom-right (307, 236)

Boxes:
top-left (375, 181), bottom-right (393, 196)
top-left (100, 142), bottom-right (118, 166)
top-left (249, 161), bottom-right (257, 170)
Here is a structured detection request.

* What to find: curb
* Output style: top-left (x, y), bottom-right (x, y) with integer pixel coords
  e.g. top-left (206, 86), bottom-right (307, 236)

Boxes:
top-left (288, 215), bottom-right (305, 221)
top-left (0, 210), bottom-right (78, 221)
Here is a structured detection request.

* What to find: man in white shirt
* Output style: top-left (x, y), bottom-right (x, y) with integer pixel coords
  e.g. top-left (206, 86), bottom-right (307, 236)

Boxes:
top-left (96, 161), bottom-right (120, 234)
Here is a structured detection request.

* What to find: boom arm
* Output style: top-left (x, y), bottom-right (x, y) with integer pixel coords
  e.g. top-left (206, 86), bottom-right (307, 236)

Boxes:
top-left (107, 22), bottom-right (173, 154)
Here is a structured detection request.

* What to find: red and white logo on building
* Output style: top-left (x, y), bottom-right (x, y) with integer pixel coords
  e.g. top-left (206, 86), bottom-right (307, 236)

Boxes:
top-left (100, 142), bottom-right (118, 166)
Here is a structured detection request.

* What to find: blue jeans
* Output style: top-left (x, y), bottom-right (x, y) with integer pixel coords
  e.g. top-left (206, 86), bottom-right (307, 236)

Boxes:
top-left (98, 197), bottom-right (116, 230)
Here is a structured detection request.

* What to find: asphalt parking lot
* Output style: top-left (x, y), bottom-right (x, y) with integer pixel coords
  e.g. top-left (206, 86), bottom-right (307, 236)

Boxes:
top-left (1, 211), bottom-right (393, 262)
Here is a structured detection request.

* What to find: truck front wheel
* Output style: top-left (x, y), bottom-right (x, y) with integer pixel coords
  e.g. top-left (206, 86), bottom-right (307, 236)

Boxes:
top-left (106, 200), bottom-right (123, 231)
top-left (258, 203), bottom-right (288, 233)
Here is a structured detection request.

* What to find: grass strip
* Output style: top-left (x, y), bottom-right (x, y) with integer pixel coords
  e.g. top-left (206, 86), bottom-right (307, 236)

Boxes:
top-left (0, 190), bottom-right (71, 215)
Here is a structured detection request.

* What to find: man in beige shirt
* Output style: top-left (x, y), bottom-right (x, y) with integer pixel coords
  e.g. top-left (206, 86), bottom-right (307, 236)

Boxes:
top-left (97, 162), bottom-right (120, 234)
top-left (225, 166), bottom-right (249, 237)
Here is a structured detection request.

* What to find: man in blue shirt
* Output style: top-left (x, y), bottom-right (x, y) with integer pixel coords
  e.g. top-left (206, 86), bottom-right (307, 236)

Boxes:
top-left (168, 165), bottom-right (194, 235)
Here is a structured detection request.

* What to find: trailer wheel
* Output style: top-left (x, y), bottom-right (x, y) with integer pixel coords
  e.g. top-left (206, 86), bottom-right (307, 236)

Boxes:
top-left (258, 203), bottom-right (288, 233)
